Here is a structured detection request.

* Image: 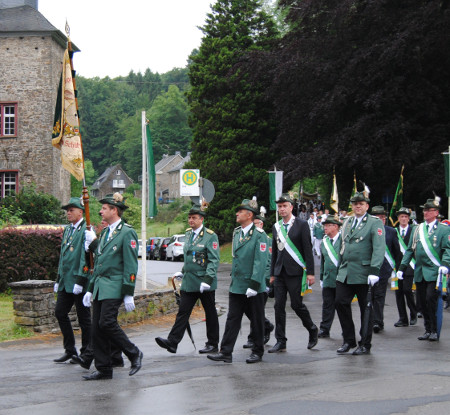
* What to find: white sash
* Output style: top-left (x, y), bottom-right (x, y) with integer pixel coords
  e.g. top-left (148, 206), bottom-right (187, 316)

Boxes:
top-left (275, 222), bottom-right (306, 269)
top-left (418, 223), bottom-right (441, 267)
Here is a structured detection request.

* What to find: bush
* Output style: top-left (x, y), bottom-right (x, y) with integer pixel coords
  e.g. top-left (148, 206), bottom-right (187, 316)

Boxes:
top-left (0, 228), bottom-right (63, 292)
top-left (0, 185), bottom-right (65, 224)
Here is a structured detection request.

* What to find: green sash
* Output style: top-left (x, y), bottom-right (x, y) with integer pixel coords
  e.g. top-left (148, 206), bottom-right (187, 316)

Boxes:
top-left (323, 236), bottom-right (339, 268)
top-left (396, 228), bottom-right (416, 269)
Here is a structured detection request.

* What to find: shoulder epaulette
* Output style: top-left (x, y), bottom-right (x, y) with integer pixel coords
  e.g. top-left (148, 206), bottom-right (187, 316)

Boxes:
top-left (206, 228), bottom-right (214, 234)
top-left (124, 223), bottom-right (133, 227)
top-left (234, 226), bottom-right (242, 231)
top-left (186, 227), bottom-right (192, 232)
top-left (256, 227), bottom-right (264, 233)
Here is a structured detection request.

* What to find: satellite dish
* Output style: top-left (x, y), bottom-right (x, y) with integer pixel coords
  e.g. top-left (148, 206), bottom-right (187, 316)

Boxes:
top-left (190, 178), bottom-right (215, 205)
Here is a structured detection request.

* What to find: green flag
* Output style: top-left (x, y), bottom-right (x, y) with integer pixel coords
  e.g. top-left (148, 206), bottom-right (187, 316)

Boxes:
top-left (269, 170), bottom-right (283, 210)
top-left (146, 123), bottom-right (157, 217)
top-left (389, 165), bottom-right (404, 226)
top-left (444, 152), bottom-right (450, 197)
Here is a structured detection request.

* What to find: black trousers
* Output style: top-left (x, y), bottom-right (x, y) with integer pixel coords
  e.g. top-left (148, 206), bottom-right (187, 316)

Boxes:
top-left (168, 290), bottom-right (219, 347)
top-left (92, 299), bottom-right (139, 374)
top-left (320, 287), bottom-right (336, 333)
top-left (273, 270), bottom-right (315, 343)
top-left (220, 292), bottom-right (265, 356)
top-left (335, 281), bottom-right (373, 348)
top-left (372, 277), bottom-right (389, 328)
top-left (55, 289), bottom-right (91, 356)
top-left (395, 275), bottom-right (417, 323)
top-left (416, 280), bottom-right (439, 333)
top-left (246, 292), bottom-right (273, 342)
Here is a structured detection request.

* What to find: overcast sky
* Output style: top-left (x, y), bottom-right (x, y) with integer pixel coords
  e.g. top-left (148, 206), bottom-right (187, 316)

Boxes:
top-left (38, 0), bottom-right (214, 78)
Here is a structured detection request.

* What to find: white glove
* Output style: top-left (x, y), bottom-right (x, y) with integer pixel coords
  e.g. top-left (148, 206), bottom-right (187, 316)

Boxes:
top-left (200, 282), bottom-right (210, 293)
top-left (368, 275), bottom-right (380, 286)
top-left (265, 286), bottom-right (270, 294)
top-left (73, 284), bottom-right (83, 295)
top-left (439, 266), bottom-right (449, 275)
top-left (83, 292), bottom-right (92, 307)
top-left (396, 271), bottom-right (404, 280)
top-left (85, 229), bottom-right (97, 247)
top-left (124, 295), bottom-right (135, 312)
top-left (53, 283), bottom-right (59, 293)
top-left (320, 281), bottom-right (323, 288)
top-left (246, 288), bottom-right (257, 298)
top-left (174, 271), bottom-right (184, 279)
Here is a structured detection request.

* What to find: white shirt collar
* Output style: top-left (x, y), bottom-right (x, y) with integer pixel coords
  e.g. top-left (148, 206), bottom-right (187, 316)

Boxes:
top-left (192, 225), bottom-right (203, 237)
top-left (242, 223), bottom-right (253, 236)
top-left (72, 218), bottom-right (83, 229)
top-left (426, 220), bottom-right (437, 230)
top-left (109, 219), bottom-right (122, 234)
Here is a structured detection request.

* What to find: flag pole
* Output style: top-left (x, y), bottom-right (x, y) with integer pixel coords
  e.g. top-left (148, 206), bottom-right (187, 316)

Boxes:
top-left (65, 23), bottom-right (93, 269)
top-left (275, 166), bottom-right (279, 223)
top-left (141, 111), bottom-right (147, 290)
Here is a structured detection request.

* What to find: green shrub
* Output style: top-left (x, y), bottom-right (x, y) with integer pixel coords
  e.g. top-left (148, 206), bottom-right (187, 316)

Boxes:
top-left (0, 228), bottom-right (63, 292)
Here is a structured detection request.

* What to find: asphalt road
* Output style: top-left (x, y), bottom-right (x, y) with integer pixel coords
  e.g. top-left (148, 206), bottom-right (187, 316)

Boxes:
top-left (1, 259), bottom-right (450, 415)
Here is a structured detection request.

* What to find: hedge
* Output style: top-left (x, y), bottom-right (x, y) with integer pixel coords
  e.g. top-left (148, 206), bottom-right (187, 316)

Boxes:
top-left (0, 227), bottom-right (63, 292)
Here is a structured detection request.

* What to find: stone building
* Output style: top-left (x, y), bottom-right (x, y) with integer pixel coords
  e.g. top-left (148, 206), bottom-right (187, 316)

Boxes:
top-left (155, 152), bottom-right (190, 203)
top-left (91, 164), bottom-right (134, 199)
top-left (0, 0), bottom-right (71, 202)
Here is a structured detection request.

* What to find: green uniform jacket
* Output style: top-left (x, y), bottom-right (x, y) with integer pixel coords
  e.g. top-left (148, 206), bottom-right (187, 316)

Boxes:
top-left (230, 225), bottom-right (269, 294)
top-left (399, 222), bottom-right (450, 283)
top-left (56, 220), bottom-right (89, 293)
top-left (337, 214), bottom-right (386, 284)
top-left (320, 234), bottom-right (342, 288)
top-left (87, 221), bottom-right (139, 300)
top-left (313, 223), bottom-right (325, 239)
top-left (181, 226), bottom-right (220, 292)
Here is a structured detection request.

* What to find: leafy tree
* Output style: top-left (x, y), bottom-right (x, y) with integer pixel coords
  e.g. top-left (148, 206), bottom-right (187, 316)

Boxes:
top-left (256, 0), bottom-right (450, 208)
top-left (71, 159), bottom-right (97, 197)
top-left (187, 0), bottom-right (280, 241)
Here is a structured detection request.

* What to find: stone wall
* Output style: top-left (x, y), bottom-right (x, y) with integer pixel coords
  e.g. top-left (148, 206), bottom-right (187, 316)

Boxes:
top-left (0, 34), bottom-right (70, 203)
top-left (9, 280), bottom-right (178, 334)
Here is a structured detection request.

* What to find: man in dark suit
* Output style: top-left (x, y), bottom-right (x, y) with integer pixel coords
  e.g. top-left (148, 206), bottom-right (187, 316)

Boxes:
top-left (393, 207), bottom-right (417, 327)
top-left (371, 206), bottom-right (401, 333)
top-left (269, 194), bottom-right (318, 353)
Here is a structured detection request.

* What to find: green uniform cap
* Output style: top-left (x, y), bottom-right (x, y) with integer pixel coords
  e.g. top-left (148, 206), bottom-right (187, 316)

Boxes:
top-left (323, 214), bottom-right (342, 226)
top-left (236, 198), bottom-right (258, 214)
top-left (99, 193), bottom-right (129, 210)
top-left (396, 207), bottom-right (411, 216)
top-left (350, 191), bottom-right (370, 203)
top-left (371, 205), bottom-right (387, 215)
top-left (61, 197), bottom-right (84, 211)
top-left (188, 205), bottom-right (206, 217)
top-left (420, 198), bottom-right (441, 210)
top-left (275, 193), bottom-right (294, 205)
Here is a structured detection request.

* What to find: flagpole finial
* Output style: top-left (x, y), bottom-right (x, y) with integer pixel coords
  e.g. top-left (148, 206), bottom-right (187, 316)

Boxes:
top-left (65, 20), bottom-right (70, 38)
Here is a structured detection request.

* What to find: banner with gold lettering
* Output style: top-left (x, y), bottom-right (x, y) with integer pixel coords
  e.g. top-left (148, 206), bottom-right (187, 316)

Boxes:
top-left (51, 49), bottom-right (84, 181)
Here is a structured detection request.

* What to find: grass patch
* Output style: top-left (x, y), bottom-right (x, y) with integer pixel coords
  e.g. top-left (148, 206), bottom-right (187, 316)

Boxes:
top-left (220, 242), bottom-right (233, 264)
top-left (0, 293), bottom-right (34, 342)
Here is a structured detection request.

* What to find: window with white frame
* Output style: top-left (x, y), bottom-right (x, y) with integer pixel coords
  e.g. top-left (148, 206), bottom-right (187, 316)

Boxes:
top-left (0, 103), bottom-right (18, 137)
top-left (0, 171), bottom-right (18, 198)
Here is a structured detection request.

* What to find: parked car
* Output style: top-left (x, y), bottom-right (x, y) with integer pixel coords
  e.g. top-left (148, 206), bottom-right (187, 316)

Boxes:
top-left (158, 237), bottom-right (171, 261)
top-left (166, 234), bottom-right (186, 261)
top-left (137, 239), bottom-right (143, 258)
top-left (147, 237), bottom-right (162, 260)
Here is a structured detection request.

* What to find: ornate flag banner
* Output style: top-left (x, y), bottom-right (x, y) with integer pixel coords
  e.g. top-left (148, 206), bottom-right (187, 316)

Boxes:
top-left (52, 49), bottom-right (84, 181)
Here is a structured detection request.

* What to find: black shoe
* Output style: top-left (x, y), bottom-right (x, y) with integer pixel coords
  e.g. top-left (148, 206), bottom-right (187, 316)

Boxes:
top-left (418, 332), bottom-right (431, 340)
top-left (307, 326), bottom-right (318, 349)
top-left (70, 355), bottom-right (92, 370)
top-left (428, 332), bottom-right (439, 342)
top-left (373, 324), bottom-right (383, 333)
top-left (207, 352), bottom-right (232, 363)
top-left (417, 312), bottom-right (423, 318)
top-left (337, 342), bottom-right (356, 354)
top-left (242, 341), bottom-right (254, 349)
top-left (352, 346), bottom-right (370, 355)
top-left (155, 337), bottom-right (177, 353)
top-left (246, 353), bottom-right (262, 364)
top-left (264, 323), bottom-right (274, 344)
top-left (112, 360), bottom-right (125, 368)
top-left (318, 330), bottom-right (330, 338)
top-left (54, 353), bottom-right (76, 363)
top-left (268, 342), bottom-right (286, 353)
top-left (129, 351), bottom-right (143, 376)
top-left (394, 320), bottom-right (409, 327)
top-left (82, 371), bottom-right (112, 381)
top-left (199, 345), bottom-right (218, 354)
top-left (409, 317), bottom-right (417, 326)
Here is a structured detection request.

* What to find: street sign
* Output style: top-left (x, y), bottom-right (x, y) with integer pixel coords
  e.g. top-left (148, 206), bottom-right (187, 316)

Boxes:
top-left (180, 169), bottom-right (200, 196)
top-left (190, 178), bottom-right (215, 205)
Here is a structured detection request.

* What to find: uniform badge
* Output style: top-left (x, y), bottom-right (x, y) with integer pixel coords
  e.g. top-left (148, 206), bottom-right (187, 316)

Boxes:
top-left (83, 266), bottom-right (89, 274)
top-left (130, 274), bottom-right (135, 282)
top-left (70, 246), bottom-right (74, 252)
top-left (260, 243), bottom-right (267, 252)
top-left (130, 240), bottom-right (137, 249)
top-left (113, 245), bottom-right (117, 251)
top-left (377, 228), bottom-right (382, 236)
top-left (212, 242), bottom-right (218, 250)
top-left (269, 246), bottom-right (272, 254)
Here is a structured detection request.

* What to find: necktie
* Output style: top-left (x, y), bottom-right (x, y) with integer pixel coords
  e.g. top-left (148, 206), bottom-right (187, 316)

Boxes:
top-left (401, 229), bottom-right (405, 238)
top-left (283, 223), bottom-right (289, 233)
top-left (239, 230), bottom-right (245, 243)
top-left (351, 219), bottom-right (358, 233)
top-left (191, 231), bottom-right (196, 243)
top-left (102, 227), bottom-right (110, 247)
top-left (426, 224), bottom-right (430, 234)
